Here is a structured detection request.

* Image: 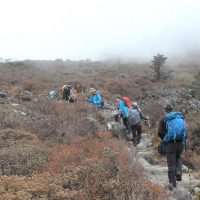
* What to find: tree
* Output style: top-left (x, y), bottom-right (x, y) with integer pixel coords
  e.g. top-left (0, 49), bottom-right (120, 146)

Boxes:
top-left (150, 53), bottom-right (167, 80)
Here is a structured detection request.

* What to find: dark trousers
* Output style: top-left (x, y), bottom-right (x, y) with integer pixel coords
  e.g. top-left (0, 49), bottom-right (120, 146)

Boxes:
top-left (130, 124), bottom-right (142, 146)
top-left (114, 115), bottom-right (129, 130)
top-left (165, 142), bottom-right (184, 187)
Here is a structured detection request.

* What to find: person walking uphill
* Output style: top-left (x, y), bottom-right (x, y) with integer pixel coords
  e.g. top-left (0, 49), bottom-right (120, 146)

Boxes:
top-left (87, 88), bottom-right (102, 108)
top-left (114, 96), bottom-right (129, 133)
top-left (158, 102), bottom-right (187, 190)
top-left (128, 102), bottom-right (148, 146)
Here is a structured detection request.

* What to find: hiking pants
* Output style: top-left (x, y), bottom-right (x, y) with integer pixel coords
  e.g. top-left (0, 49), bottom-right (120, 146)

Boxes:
top-left (130, 124), bottom-right (142, 146)
top-left (165, 142), bottom-right (184, 187)
top-left (114, 115), bottom-right (129, 130)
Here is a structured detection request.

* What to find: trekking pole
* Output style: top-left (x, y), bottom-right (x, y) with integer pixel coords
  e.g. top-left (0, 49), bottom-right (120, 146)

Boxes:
top-left (188, 168), bottom-right (192, 184)
top-left (185, 143), bottom-right (192, 184)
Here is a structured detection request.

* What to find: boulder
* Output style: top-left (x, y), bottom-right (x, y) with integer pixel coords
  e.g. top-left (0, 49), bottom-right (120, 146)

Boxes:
top-left (107, 121), bottom-right (128, 140)
top-left (0, 91), bottom-right (7, 98)
top-left (17, 91), bottom-right (34, 101)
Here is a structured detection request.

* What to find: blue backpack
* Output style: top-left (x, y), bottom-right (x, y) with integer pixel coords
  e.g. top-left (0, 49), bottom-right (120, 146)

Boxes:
top-left (163, 112), bottom-right (186, 144)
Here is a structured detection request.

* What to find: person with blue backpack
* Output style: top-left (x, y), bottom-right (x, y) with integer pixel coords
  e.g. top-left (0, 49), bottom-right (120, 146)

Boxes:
top-left (87, 88), bottom-right (102, 108)
top-left (114, 96), bottom-right (129, 133)
top-left (158, 102), bottom-right (187, 190)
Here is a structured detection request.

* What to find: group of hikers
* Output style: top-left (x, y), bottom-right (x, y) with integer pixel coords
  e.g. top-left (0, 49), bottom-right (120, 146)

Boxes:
top-left (59, 84), bottom-right (187, 191)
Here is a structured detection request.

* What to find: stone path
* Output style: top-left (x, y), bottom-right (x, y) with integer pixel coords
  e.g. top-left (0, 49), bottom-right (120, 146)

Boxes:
top-left (135, 133), bottom-right (200, 200)
top-left (103, 108), bottom-right (200, 199)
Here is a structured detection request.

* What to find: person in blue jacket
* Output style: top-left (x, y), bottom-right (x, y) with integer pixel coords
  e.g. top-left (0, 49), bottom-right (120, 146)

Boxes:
top-left (114, 96), bottom-right (129, 132)
top-left (87, 88), bottom-right (102, 108)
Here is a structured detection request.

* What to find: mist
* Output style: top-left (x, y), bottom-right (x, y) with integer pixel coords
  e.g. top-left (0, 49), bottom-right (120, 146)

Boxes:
top-left (0, 0), bottom-right (200, 63)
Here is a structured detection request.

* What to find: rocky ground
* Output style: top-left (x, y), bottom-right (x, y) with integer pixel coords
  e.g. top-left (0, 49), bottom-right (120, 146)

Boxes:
top-left (136, 133), bottom-right (200, 200)
top-left (106, 118), bottom-right (200, 200)
top-left (1, 86), bottom-right (200, 199)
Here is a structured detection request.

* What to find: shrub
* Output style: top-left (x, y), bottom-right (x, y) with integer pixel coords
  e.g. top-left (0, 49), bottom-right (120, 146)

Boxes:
top-left (0, 129), bottom-right (48, 175)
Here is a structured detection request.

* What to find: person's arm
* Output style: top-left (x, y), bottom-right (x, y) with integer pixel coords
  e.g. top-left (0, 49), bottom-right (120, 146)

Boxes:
top-left (118, 101), bottom-right (123, 115)
top-left (87, 95), bottom-right (93, 103)
top-left (139, 111), bottom-right (148, 120)
top-left (158, 117), bottom-right (166, 140)
top-left (95, 93), bottom-right (102, 105)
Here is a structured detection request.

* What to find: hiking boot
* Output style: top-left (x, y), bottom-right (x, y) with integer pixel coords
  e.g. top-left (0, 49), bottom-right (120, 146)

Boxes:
top-left (176, 174), bottom-right (182, 181)
top-left (167, 184), bottom-right (176, 191)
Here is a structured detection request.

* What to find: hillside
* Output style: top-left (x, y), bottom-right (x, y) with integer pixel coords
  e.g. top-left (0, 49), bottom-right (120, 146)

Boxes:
top-left (0, 60), bottom-right (200, 199)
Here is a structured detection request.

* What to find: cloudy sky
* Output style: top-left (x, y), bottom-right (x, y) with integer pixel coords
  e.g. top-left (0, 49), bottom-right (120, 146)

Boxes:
top-left (0, 0), bottom-right (200, 61)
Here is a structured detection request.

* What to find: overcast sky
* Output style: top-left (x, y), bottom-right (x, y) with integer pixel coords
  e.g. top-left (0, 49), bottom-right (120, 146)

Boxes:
top-left (0, 0), bottom-right (200, 61)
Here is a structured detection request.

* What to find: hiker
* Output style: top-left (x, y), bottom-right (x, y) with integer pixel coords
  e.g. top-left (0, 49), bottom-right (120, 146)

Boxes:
top-left (48, 90), bottom-right (57, 99)
top-left (62, 85), bottom-right (77, 103)
top-left (114, 96), bottom-right (129, 133)
top-left (158, 102), bottom-right (187, 190)
top-left (128, 102), bottom-right (148, 146)
top-left (86, 88), bottom-right (102, 108)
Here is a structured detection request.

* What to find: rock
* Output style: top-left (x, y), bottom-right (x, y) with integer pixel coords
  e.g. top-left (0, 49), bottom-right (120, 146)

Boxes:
top-left (103, 102), bottom-right (115, 110)
top-left (194, 187), bottom-right (200, 195)
top-left (188, 89), bottom-right (197, 97)
top-left (146, 166), bottom-right (168, 175)
top-left (136, 133), bottom-right (152, 150)
top-left (17, 91), bottom-right (33, 101)
top-left (137, 151), bottom-right (153, 161)
top-left (107, 121), bottom-right (128, 139)
top-left (103, 110), bottom-right (118, 121)
top-left (11, 103), bottom-right (20, 107)
top-left (171, 186), bottom-right (192, 200)
top-left (193, 195), bottom-right (200, 200)
top-left (182, 165), bottom-right (189, 173)
top-left (138, 157), bottom-right (152, 168)
top-left (0, 92), bottom-right (7, 98)
top-left (0, 108), bottom-right (5, 118)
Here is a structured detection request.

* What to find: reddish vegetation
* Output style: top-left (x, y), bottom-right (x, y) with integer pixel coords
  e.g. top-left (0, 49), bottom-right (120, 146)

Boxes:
top-left (0, 60), bottom-right (199, 199)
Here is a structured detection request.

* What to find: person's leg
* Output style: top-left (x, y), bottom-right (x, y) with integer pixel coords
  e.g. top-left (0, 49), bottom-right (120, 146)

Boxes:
top-left (176, 143), bottom-right (184, 181)
top-left (166, 143), bottom-right (176, 188)
top-left (122, 117), bottom-right (129, 132)
top-left (130, 125), bottom-right (137, 146)
top-left (136, 124), bottom-right (142, 145)
top-left (114, 114), bottom-right (119, 122)
top-left (63, 90), bottom-right (66, 100)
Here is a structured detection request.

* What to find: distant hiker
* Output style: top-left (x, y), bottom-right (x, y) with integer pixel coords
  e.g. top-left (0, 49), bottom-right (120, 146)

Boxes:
top-left (158, 102), bottom-right (187, 190)
top-left (48, 90), bottom-right (57, 98)
top-left (128, 102), bottom-right (148, 146)
top-left (62, 85), bottom-right (77, 103)
top-left (86, 88), bottom-right (102, 108)
top-left (114, 96), bottom-right (129, 133)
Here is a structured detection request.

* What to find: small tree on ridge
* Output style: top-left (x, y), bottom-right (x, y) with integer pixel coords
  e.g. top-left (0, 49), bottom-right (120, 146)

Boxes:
top-left (150, 53), bottom-right (167, 80)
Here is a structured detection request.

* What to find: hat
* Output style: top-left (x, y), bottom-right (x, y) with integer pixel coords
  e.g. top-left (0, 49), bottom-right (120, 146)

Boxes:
top-left (89, 88), bottom-right (96, 93)
top-left (62, 84), bottom-right (71, 90)
top-left (164, 102), bottom-right (173, 110)
top-left (132, 102), bottom-right (138, 108)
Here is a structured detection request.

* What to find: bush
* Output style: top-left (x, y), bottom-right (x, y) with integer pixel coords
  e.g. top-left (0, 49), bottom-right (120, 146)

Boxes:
top-left (0, 129), bottom-right (48, 175)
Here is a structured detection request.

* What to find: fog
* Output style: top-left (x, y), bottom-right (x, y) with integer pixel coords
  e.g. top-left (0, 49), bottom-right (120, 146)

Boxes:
top-left (0, 0), bottom-right (200, 62)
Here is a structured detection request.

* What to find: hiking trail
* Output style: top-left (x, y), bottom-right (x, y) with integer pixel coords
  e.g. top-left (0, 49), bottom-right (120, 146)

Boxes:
top-left (103, 109), bottom-right (200, 200)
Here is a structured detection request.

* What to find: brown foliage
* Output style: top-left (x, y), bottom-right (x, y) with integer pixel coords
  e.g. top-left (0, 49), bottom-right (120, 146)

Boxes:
top-left (0, 129), bottom-right (48, 176)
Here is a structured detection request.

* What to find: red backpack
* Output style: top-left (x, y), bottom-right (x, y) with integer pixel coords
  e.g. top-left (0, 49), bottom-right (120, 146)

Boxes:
top-left (122, 96), bottom-right (131, 108)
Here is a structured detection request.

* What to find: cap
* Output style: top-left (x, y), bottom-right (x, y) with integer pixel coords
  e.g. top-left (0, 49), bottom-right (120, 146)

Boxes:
top-left (62, 84), bottom-right (71, 90)
top-left (132, 102), bottom-right (138, 108)
top-left (164, 102), bottom-right (173, 110)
